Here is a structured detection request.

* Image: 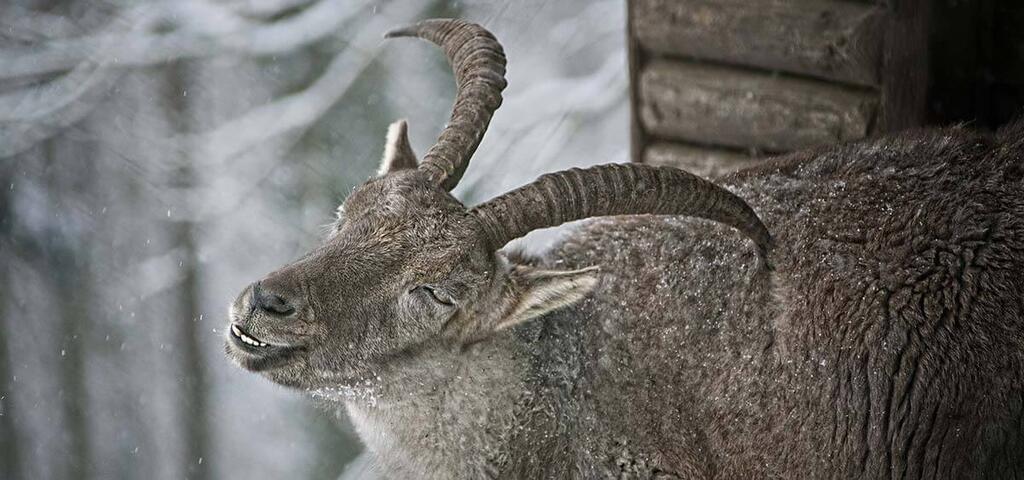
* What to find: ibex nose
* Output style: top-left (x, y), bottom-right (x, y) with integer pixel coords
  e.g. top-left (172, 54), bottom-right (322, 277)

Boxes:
top-left (251, 281), bottom-right (296, 316)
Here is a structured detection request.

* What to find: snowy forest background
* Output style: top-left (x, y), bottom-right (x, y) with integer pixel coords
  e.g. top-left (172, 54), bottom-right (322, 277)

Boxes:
top-left (0, 0), bottom-right (627, 478)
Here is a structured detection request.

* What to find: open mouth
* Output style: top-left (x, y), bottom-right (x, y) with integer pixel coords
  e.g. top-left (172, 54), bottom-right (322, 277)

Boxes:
top-left (224, 317), bottom-right (303, 374)
top-left (231, 324), bottom-right (270, 347)
top-left (227, 323), bottom-right (304, 372)
top-left (228, 323), bottom-right (301, 354)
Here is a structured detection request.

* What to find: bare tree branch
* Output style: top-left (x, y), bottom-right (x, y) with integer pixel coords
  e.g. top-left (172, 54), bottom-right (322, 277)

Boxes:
top-left (0, 0), bottom-right (374, 158)
top-left (0, 0), bottom-right (370, 80)
top-left (499, 51), bottom-right (625, 129)
top-left (0, 7), bottom-right (85, 42)
top-left (0, 66), bottom-right (123, 159)
top-left (220, 0), bottom-right (318, 20)
top-left (192, 0), bottom-right (437, 221)
top-left (0, 64), bottom-right (114, 122)
top-left (168, 1), bottom-right (254, 35)
top-left (0, 4), bottom-right (160, 158)
top-left (455, 27), bottom-right (628, 200)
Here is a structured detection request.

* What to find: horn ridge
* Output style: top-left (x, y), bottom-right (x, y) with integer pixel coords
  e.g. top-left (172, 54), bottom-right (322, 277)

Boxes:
top-left (471, 164), bottom-right (773, 260)
top-left (385, 19), bottom-right (507, 190)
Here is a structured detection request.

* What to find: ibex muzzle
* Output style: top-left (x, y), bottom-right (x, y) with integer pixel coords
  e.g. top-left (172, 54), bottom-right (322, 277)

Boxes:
top-left (228, 265), bottom-right (308, 373)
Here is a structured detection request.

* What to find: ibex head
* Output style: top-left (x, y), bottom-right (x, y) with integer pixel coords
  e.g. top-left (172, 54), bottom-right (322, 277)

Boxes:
top-left (225, 19), bottom-right (771, 390)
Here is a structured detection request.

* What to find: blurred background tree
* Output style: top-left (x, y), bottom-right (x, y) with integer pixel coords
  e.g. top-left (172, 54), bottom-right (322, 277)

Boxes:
top-left (0, 0), bottom-right (627, 479)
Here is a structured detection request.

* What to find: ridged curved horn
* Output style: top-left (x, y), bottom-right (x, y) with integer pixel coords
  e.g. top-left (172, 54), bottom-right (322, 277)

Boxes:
top-left (385, 19), bottom-right (507, 190)
top-left (471, 164), bottom-right (773, 259)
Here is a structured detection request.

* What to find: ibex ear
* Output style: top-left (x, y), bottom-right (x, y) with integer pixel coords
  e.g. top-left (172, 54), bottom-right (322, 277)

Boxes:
top-left (490, 265), bottom-right (599, 333)
top-left (377, 119), bottom-right (418, 176)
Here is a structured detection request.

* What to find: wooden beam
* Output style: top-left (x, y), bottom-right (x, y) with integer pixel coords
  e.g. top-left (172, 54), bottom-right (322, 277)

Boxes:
top-left (627, 0), bottom-right (647, 163)
top-left (878, 0), bottom-right (931, 131)
top-left (639, 60), bottom-right (879, 151)
top-left (643, 142), bottom-right (761, 177)
top-left (631, 0), bottom-right (885, 87)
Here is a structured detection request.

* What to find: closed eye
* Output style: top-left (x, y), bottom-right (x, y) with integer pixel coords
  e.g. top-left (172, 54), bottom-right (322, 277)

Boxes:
top-left (417, 285), bottom-right (455, 306)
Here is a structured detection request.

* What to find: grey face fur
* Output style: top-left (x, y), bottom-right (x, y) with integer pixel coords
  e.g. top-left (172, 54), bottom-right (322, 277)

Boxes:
top-left (227, 168), bottom-right (482, 386)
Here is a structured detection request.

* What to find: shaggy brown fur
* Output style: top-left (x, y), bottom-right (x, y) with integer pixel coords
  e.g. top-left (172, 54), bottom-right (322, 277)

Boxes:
top-left (541, 124), bottom-right (1024, 478)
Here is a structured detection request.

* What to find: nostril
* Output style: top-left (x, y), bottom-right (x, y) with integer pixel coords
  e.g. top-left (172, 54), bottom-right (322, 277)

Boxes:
top-left (252, 282), bottom-right (296, 316)
top-left (263, 294), bottom-right (295, 315)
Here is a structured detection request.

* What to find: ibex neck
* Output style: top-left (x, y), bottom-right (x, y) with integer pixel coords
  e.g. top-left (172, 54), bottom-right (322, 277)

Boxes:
top-left (342, 334), bottom-right (545, 478)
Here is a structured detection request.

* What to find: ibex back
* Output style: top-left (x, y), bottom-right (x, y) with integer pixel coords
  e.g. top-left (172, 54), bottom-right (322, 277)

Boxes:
top-left (225, 19), bottom-right (1024, 479)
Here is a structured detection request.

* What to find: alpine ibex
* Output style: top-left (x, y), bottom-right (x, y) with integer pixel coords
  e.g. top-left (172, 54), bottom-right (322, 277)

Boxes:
top-left (225, 19), bottom-right (1024, 479)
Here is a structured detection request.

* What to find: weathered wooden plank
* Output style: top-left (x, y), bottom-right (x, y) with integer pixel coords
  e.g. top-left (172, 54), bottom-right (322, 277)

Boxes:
top-left (878, 0), bottom-right (930, 131)
top-left (639, 60), bottom-right (879, 151)
top-left (632, 0), bottom-right (885, 86)
top-left (643, 142), bottom-right (761, 177)
top-left (627, 0), bottom-right (647, 163)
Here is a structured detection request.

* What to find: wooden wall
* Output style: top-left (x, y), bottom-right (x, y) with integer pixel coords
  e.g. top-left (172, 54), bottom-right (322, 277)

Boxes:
top-left (629, 0), bottom-right (930, 176)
